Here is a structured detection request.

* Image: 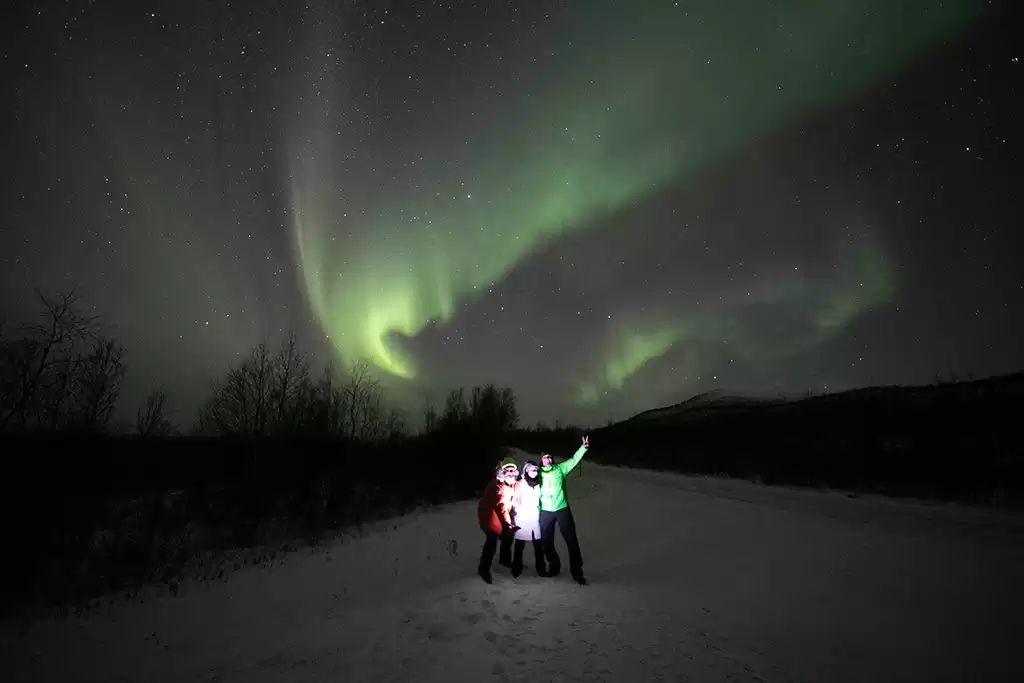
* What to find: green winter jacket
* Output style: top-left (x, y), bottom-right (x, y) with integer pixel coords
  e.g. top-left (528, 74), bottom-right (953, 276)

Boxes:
top-left (539, 445), bottom-right (588, 512)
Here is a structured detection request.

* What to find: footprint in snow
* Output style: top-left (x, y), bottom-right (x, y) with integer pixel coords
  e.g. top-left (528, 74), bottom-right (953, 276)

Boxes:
top-left (426, 624), bottom-right (449, 641)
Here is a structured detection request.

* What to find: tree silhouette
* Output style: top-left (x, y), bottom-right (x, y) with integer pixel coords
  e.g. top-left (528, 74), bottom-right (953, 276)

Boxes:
top-left (197, 341), bottom-right (275, 436)
top-left (434, 384), bottom-right (518, 434)
top-left (305, 363), bottom-right (347, 435)
top-left (196, 340), bottom-right (406, 441)
top-left (0, 291), bottom-right (125, 433)
top-left (137, 389), bottom-right (173, 438)
top-left (469, 384), bottom-right (519, 433)
top-left (69, 338), bottom-right (126, 430)
top-left (441, 387), bottom-right (468, 426)
top-left (423, 396), bottom-right (439, 434)
top-left (271, 333), bottom-right (308, 429)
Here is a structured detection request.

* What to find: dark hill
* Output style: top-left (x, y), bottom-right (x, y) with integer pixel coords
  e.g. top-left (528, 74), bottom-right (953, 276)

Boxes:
top-left (514, 372), bottom-right (1024, 508)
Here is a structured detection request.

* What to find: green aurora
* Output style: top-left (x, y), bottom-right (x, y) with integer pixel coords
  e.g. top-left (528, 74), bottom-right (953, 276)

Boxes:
top-left (287, 0), bottom-right (978, 401)
top-left (579, 234), bottom-right (897, 403)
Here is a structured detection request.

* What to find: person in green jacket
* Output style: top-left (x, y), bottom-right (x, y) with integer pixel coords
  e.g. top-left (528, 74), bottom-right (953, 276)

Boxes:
top-left (539, 434), bottom-right (589, 585)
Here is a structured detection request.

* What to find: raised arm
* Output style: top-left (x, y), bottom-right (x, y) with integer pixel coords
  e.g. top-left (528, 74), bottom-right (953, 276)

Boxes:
top-left (557, 435), bottom-right (590, 475)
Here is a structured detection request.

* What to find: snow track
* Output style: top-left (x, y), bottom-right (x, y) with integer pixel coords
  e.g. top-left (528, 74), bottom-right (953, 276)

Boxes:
top-left (3, 460), bottom-right (1023, 682)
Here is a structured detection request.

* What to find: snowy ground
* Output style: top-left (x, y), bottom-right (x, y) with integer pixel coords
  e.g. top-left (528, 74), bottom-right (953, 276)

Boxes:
top-left (3, 456), bottom-right (1024, 683)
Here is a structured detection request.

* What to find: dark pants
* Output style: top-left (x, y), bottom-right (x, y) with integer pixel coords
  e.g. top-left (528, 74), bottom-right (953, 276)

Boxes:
top-left (512, 538), bottom-right (546, 575)
top-left (539, 507), bottom-right (583, 578)
top-left (478, 529), bottom-right (514, 572)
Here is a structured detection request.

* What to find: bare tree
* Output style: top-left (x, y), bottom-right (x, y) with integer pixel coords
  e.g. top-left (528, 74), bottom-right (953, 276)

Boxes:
top-left (499, 387), bottom-right (519, 431)
top-left (423, 397), bottom-right (439, 434)
top-left (137, 390), bottom-right (172, 437)
top-left (197, 338), bottom-right (408, 442)
top-left (466, 385), bottom-right (519, 432)
top-left (69, 338), bottom-right (126, 430)
top-left (338, 359), bottom-right (403, 441)
top-left (271, 332), bottom-right (308, 429)
top-left (36, 349), bottom-right (81, 429)
top-left (0, 291), bottom-right (104, 432)
top-left (342, 360), bottom-right (374, 439)
top-left (287, 374), bottom-right (316, 433)
top-left (353, 387), bottom-right (385, 441)
top-left (196, 335), bottom-right (350, 437)
top-left (432, 384), bottom-right (518, 434)
top-left (306, 363), bottom-right (348, 436)
top-left (441, 388), bottom-right (467, 426)
top-left (477, 385), bottom-right (518, 432)
top-left (198, 341), bottom-right (276, 436)
top-left (301, 361), bottom-right (401, 441)
top-left (383, 406), bottom-right (407, 442)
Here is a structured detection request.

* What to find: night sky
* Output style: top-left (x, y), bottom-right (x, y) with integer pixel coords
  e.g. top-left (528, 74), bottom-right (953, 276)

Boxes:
top-left (2, 0), bottom-right (1021, 428)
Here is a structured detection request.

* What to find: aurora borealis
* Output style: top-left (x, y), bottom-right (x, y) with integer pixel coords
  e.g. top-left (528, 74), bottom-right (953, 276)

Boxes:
top-left (3, 0), bottom-right (1022, 426)
top-left (289, 0), bottom-right (961, 382)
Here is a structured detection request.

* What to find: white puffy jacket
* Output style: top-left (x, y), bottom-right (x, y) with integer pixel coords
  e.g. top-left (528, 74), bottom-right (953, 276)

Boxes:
top-left (511, 479), bottom-right (542, 541)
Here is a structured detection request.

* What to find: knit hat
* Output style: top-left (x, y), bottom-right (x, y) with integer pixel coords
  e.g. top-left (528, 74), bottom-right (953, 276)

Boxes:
top-left (498, 456), bottom-right (518, 470)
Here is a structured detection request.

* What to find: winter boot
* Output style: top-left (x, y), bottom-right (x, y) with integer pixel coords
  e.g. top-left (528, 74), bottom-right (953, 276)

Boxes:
top-left (531, 540), bottom-right (547, 577)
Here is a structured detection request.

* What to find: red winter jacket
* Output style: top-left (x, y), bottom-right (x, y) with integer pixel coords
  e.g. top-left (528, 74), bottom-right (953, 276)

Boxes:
top-left (477, 476), bottom-right (515, 534)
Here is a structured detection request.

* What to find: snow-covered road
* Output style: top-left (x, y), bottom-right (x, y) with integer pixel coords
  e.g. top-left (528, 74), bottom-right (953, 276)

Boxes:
top-left (4, 458), bottom-right (1023, 682)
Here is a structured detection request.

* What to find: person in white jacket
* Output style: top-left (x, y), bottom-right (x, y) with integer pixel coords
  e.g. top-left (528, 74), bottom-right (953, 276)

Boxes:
top-left (510, 460), bottom-right (546, 577)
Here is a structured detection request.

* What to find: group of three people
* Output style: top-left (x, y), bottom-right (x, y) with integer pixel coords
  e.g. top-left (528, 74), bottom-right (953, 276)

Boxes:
top-left (477, 435), bottom-right (590, 585)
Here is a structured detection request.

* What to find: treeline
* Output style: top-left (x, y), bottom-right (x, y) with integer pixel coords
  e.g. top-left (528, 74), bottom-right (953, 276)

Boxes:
top-left (0, 291), bottom-right (521, 616)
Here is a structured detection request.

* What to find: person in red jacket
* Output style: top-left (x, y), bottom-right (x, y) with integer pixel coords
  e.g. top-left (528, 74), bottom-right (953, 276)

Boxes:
top-left (477, 456), bottom-right (519, 584)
